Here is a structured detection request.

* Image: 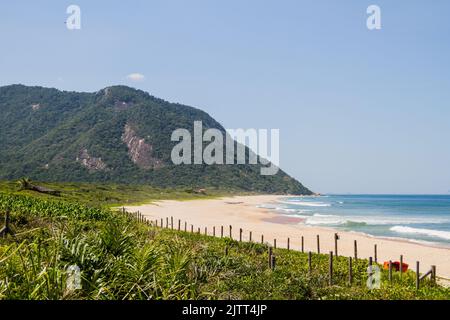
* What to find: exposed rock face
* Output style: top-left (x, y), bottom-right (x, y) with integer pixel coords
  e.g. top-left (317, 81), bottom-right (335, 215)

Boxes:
top-left (114, 100), bottom-right (133, 111)
top-left (76, 149), bottom-right (108, 172)
top-left (31, 104), bottom-right (41, 111)
top-left (121, 124), bottom-right (163, 170)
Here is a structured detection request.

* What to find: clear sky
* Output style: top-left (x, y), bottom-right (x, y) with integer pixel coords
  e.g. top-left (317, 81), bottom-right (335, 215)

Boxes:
top-left (1, 0), bottom-right (449, 194)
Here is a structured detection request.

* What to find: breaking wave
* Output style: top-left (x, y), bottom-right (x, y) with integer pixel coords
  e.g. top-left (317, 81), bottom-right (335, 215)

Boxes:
top-left (390, 226), bottom-right (450, 241)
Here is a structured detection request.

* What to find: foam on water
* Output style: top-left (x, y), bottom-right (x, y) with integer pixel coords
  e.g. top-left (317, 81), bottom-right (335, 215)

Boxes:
top-left (277, 200), bottom-right (331, 207)
top-left (266, 195), bottom-right (450, 246)
top-left (390, 226), bottom-right (450, 241)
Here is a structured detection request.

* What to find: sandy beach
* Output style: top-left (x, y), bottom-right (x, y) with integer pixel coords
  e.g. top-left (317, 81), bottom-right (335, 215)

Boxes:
top-left (125, 195), bottom-right (450, 282)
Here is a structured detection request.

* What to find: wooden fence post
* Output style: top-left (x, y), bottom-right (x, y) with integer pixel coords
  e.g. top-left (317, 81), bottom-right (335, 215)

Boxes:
top-left (249, 231), bottom-right (252, 242)
top-left (374, 244), bottom-right (378, 263)
top-left (348, 257), bottom-right (353, 285)
top-left (419, 266), bottom-right (436, 284)
top-left (271, 255), bottom-right (276, 270)
top-left (171, 216), bottom-right (173, 229)
top-left (155, 219), bottom-right (158, 227)
top-left (0, 211), bottom-right (12, 238)
top-left (354, 240), bottom-right (358, 260)
top-left (161, 218), bottom-right (163, 228)
top-left (185, 222), bottom-right (187, 232)
top-left (329, 251), bottom-right (333, 286)
top-left (369, 257), bottom-right (372, 267)
top-left (274, 238), bottom-right (277, 249)
top-left (229, 225), bottom-right (232, 239)
top-left (431, 265), bottom-right (436, 284)
top-left (400, 255), bottom-right (403, 279)
top-left (301, 236), bottom-right (304, 253)
top-left (213, 226), bottom-right (216, 237)
top-left (268, 247), bottom-right (273, 269)
top-left (261, 234), bottom-right (264, 244)
top-left (416, 261), bottom-right (420, 290)
top-left (221, 226), bottom-right (223, 238)
top-left (239, 228), bottom-right (242, 242)
top-left (197, 227), bottom-right (200, 234)
top-left (316, 235), bottom-right (320, 254)
top-left (205, 227), bottom-right (207, 235)
top-left (287, 237), bottom-right (290, 250)
top-left (178, 219), bottom-right (181, 231)
top-left (334, 233), bottom-right (339, 257)
top-left (166, 217), bottom-right (169, 229)
top-left (388, 260), bottom-right (393, 283)
top-left (308, 251), bottom-right (312, 275)
top-left (191, 225), bottom-right (194, 233)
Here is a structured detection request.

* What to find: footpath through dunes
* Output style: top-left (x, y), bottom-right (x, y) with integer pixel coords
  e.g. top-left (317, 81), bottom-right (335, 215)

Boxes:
top-left (125, 195), bottom-right (450, 284)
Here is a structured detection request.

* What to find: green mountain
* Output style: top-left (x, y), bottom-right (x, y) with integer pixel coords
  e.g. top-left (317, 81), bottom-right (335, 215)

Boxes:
top-left (0, 84), bottom-right (312, 194)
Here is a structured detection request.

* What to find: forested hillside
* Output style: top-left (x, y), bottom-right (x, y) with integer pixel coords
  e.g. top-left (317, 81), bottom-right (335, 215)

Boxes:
top-left (0, 85), bottom-right (311, 195)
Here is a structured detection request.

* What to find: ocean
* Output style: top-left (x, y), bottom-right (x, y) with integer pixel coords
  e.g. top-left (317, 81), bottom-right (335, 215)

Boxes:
top-left (261, 195), bottom-right (450, 247)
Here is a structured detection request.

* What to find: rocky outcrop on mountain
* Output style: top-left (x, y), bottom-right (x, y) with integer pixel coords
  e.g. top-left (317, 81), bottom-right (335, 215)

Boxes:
top-left (76, 149), bottom-right (108, 172)
top-left (121, 124), bottom-right (164, 170)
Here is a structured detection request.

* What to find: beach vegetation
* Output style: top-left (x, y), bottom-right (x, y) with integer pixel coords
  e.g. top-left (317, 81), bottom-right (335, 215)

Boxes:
top-left (0, 188), bottom-right (448, 300)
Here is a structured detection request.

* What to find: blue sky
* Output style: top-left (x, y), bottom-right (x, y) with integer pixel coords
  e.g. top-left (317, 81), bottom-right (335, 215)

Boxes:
top-left (1, 0), bottom-right (449, 194)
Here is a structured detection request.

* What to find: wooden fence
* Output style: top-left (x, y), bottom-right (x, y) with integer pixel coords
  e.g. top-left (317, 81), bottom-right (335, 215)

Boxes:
top-left (1, 207), bottom-right (440, 289)
top-left (119, 208), bottom-right (439, 289)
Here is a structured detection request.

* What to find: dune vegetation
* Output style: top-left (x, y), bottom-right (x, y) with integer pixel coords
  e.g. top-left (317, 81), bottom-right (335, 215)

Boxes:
top-left (0, 181), bottom-right (449, 300)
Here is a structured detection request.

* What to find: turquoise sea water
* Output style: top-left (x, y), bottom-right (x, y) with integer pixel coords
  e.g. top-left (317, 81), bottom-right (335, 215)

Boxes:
top-left (261, 195), bottom-right (450, 247)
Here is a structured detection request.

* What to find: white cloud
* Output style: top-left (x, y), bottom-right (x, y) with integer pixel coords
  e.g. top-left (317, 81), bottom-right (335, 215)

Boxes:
top-left (126, 73), bottom-right (145, 82)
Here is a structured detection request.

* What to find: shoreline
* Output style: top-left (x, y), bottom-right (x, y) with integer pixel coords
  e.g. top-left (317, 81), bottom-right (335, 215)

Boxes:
top-left (125, 195), bottom-right (450, 282)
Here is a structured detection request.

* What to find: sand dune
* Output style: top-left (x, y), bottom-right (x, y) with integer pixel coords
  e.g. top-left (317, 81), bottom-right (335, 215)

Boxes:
top-left (125, 195), bottom-right (450, 283)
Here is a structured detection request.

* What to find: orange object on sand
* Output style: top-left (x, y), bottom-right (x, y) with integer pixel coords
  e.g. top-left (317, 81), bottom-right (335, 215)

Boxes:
top-left (383, 261), bottom-right (408, 272)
